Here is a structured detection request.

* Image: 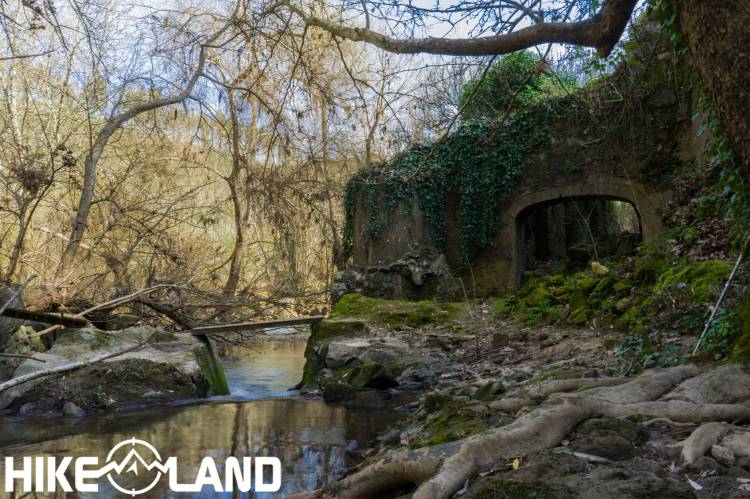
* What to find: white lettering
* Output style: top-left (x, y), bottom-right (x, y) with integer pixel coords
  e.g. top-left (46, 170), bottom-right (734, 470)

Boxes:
top-left (195, 457), bottom-right (223, 490)
top-left (47, 456), bottom-right (73, 492)
top-left (74, 457), bottom-right (99, 492)
top-left (5, 456), bottom-right (32, 492)
top-left (224, 457), bottom-right (252, 492)
top-left (254, 457), bottom-right (281, 492)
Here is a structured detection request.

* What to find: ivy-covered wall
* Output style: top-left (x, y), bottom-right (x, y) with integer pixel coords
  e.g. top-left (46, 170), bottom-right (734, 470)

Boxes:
top-left (342, 23), bottom-right (700, 297)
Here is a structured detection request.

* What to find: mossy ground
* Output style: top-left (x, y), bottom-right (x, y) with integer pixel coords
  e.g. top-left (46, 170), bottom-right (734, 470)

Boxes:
top-left (492, 255), bottom-right (742, 372)
top-left (407, 397), bottom-right (490, 448)
top-left (330, 293), bottom-right (464, 327)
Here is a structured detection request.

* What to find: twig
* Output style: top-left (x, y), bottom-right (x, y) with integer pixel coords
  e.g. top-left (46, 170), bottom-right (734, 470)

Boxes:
top-left (692, 234), bottom-right (750, 355)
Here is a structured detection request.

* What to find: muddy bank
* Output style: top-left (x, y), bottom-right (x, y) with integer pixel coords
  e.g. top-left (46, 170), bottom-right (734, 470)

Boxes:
top-left (9, 358), bottom-right (199, 416)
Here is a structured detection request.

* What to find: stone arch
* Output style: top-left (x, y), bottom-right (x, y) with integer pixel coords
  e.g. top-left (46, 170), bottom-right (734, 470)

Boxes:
top-left (505, 175), bottom-right (670, 288)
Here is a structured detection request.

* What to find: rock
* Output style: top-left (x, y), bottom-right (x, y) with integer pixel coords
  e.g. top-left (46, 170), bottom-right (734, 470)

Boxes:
top-left (350, 363), bottom-right (398, 389)
top-left (567, 306), bottom-right (589, 325)
top-left (397, 365), bottom-right (436, 387)
top-left (17, 402), bottom-right (35, 416)
top-left (737, 456), bottom-right (750, 471)
top-left (615, 297), bottom-right (632, 312)
top-left (325, 339), bottom-right (372, 369)
top-left (711, 444), bottom-right (735, 466)
top-left (569, 434), bottom-right (635, 460)
top-left (568, 418), bottom-right (644, 461)
top-left (331, 251), bottom-right (461, 303)
top-left (62, 401), bottom-right (86, 417)
top-left (591, 262), bottom-right (609, 276)
top-left (720, 430), bottom-right (750, 459)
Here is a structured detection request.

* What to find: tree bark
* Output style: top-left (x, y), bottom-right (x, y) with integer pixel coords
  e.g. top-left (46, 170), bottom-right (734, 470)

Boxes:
top-left (271, 0), bottom-right (638, 57)
top-left (670, 0), bottom-right (750, 175)
top-left (224, 89), bottom-right (245, 298)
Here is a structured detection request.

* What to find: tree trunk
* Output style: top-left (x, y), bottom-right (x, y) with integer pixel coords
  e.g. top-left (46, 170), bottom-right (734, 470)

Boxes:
top-left (671, 0), bottom-right (750, 174)
top-left (224, 90), bottom-right (245, 298)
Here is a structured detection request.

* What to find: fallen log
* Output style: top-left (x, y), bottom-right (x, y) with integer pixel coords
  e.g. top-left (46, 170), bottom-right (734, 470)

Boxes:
top-left (186, 315), bottom-right (324, 336)
top-left (0, 308), bottom-right (89, 328)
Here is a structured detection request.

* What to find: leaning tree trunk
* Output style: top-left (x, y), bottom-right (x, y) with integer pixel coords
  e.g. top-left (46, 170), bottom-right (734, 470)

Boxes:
top-left (671, 0), bottom-right (750, 175)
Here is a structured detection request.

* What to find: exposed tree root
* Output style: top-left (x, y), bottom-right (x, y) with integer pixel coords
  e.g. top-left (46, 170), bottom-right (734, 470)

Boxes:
top-left (290, 364), bottom-right (750, 499)
top-left (678, 422), bottom-right (734, 464)
top-left (488, 376), bottom-right (626, 413)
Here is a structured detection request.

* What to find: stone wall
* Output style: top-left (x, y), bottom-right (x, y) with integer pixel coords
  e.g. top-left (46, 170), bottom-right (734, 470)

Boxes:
top-left (339, 35), bottom-right (702, 300)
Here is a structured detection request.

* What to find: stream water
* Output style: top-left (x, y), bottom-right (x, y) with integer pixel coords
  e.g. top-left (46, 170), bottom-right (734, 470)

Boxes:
top-left (0, 333), bottom-right (402, 497)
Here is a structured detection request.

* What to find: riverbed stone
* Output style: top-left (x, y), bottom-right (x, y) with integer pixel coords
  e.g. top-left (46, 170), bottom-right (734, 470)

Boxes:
top-left (62, 401), bottom-right (86, 417)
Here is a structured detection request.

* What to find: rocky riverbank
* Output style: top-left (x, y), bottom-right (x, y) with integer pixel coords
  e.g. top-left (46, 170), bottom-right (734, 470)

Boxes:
top-left (297, 292), bottom-right (750, 498)
top-left (0, 326), bottom-right (227, 416)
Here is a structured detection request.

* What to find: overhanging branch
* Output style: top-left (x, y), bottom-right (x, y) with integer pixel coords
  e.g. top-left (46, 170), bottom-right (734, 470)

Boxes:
top-left (267, 0), bottom-right (638, 57)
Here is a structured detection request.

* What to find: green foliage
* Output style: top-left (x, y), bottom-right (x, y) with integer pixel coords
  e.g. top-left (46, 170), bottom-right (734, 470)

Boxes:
top-left (694, 309), bottom-right (737, 360)
top-left (459, 51), bottom-right (569, 121)
top-left (615, 331), bottom-right (684, 372)
top-left (330, 293), bottom-right (463, 327)
top-left (654, 259), bottom-right (731, 302)
top-left (341, 97), bottom-right (578, 264)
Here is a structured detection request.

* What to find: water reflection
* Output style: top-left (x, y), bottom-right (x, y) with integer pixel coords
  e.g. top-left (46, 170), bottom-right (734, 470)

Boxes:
top-left (0, 398), bottom-right (398, 497)
top-left (0, 338), bottom-right (401, 497)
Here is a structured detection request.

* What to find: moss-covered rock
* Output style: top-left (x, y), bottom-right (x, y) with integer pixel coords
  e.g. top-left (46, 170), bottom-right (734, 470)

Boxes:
top-left (655, 259), bottom-right (732, 302)
top-left (310, 319), bottom-right (369, 342)
top-left (330, 293), bottom-right (464, 327)
top-left (567, 306), bottom-right (589, 325)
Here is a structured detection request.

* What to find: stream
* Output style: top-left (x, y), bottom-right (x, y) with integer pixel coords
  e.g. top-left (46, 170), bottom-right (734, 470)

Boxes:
top-left (0, 331), bottom-right (402, 497)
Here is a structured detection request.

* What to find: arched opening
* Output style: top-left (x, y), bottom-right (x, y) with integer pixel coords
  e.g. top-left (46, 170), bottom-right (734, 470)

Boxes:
top-left (517, 196), bottom-right (642, 280)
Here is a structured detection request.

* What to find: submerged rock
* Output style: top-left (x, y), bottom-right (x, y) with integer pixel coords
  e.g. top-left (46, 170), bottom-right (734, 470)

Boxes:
top-left (62, 401), bottom-right (86, 417)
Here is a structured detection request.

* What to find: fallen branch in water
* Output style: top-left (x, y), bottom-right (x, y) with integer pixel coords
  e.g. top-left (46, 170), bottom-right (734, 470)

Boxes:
top-left (0, 331), bottom-right (156, 393)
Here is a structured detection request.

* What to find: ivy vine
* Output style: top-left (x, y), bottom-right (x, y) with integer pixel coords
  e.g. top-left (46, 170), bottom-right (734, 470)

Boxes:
top-left (342, 97), bottom-right (579, 266)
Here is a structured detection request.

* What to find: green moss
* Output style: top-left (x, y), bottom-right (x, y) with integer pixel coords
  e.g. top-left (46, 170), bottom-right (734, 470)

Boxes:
top-left (731, 286), bottom-right (750, 365)
top-left (492, 296), bottom-right (515, 319)
top-left (613, 280), bottom-right (634, 294)
top-left (330, 293), bottom-right (463, 327)
top-left (409, 399), bottom-right (488, 448)
top-left (567, 306), bottom-right (589, 325)
top-left (592, 276), bottom-right (615, 295)
top-left (192, 339), bottom-right (229, 396)
top-left (576, 277), bottom-right (600, 293)
top-left (655, 259), bottom-right (732, 302)
top-left (310, 319), bottom-right (368, 342)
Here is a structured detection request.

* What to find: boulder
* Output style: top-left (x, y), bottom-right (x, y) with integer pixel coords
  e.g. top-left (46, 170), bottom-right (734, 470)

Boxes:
top-left (62, 401), bottom-right (86, 417)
